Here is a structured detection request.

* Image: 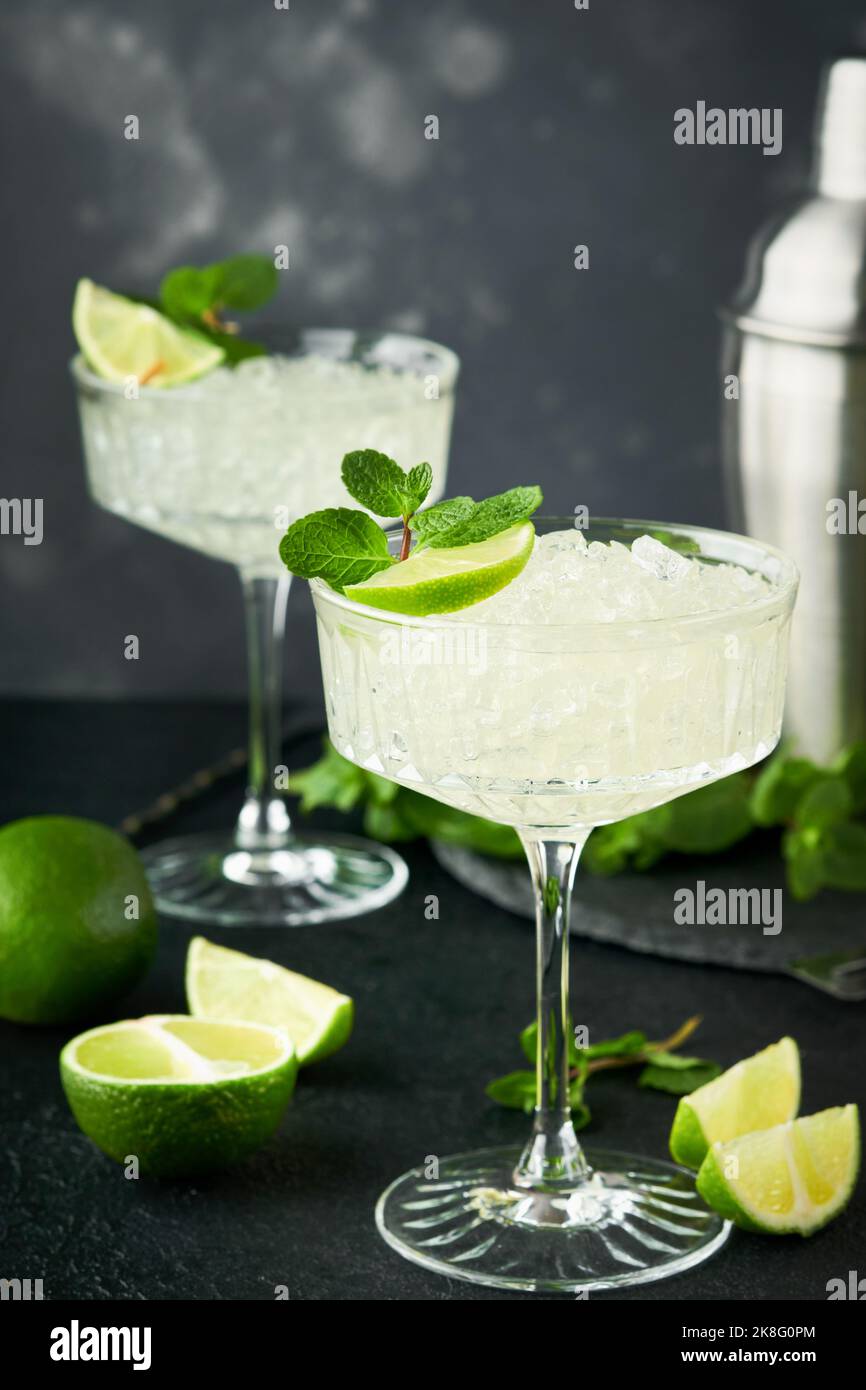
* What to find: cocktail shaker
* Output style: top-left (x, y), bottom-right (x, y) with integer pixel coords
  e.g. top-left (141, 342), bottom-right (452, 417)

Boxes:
top-left (723, 56), bottom-right (866, 763)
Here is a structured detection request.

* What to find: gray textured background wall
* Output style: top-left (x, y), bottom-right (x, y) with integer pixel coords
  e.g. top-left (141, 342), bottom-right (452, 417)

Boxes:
top-left (1, 0), bottom-right (861, 702)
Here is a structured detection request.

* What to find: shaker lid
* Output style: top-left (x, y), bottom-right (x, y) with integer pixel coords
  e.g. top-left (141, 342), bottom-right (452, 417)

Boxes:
top-left (727, 56), bottom-right (866, 346)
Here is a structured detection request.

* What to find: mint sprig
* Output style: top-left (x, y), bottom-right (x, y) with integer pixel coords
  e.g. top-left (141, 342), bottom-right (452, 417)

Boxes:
top-left (159, 253), bottom-right (278, 364)
top-left (279, 448), bottom-right (543, 589)
top-left (278, 509), bottom-right (392, 590)
top-left (486, 1015), bottom-right (718, 1123)
top-left (427, 485), bottom-right (544, 549)
top-left (340, 450), bottom-right (432, 520)
top-left (289, 735), bottom-right (866, 902)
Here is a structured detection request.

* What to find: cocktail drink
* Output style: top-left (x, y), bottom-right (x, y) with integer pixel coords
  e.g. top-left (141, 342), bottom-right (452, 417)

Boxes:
top-left (309, 518), bottom-right (797, 1291)
top-left (72, 329), bottom-right (459, 925)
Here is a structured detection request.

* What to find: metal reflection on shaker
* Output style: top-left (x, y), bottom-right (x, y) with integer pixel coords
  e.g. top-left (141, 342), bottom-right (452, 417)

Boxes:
top-left (723, 56), bottom-right (866, 762)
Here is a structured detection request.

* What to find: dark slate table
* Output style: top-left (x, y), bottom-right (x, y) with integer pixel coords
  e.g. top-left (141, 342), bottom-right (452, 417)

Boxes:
top-left (1, 699), bottom-right (863, 1301)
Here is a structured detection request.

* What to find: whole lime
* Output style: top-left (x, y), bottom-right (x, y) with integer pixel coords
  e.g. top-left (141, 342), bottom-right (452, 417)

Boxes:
top-left (0, 816), bottom-right (158, 1024)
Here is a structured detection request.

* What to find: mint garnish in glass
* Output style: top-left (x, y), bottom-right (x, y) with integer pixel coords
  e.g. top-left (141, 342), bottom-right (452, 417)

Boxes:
top-left (279, 448), bottom-right (543, 614)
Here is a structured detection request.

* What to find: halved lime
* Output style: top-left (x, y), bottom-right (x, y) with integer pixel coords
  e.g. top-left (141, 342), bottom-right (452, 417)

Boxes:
top-left (670, 1037), bottom-right (800, 1170)
top-left (186, 936), bottom-right (353, 1066)
top-left (344, 520), bottom-right (536, 615)
top-left (60, 1015), bottom-right (297, 1177)
top-left (697, 1105), bottom-right (859, 1234)
top-left (72, 278), bottom-right (224, 387)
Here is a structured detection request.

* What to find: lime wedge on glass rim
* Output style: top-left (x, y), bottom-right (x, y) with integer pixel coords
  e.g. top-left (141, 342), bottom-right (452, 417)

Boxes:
top-left (60, 1015), bottom-right (297, 1178)
top-left (343, 520), bottom-right (536, 616)
top-left (186, 936), bottom-right (354, 1066)
top-left (669, 1036), bottom-right (801, 1170)
top-left (72, 277), bottom-right (225, 387)
top-left (697, 1105), bottom-right (860, 1235)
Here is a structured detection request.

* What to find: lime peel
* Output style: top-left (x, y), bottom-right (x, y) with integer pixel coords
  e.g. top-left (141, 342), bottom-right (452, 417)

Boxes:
top-left (343, 520), bottom-right (536, 616)
top-left (696, 1105), bottom-right (860, 1235)
top-left (61, 1015), bottom-right (297, 1177)
top-left (73, 278), bottom-right (225, 387)
top-left (186, 936), bottom-right (354, 1066)
top-left (670, 1036), bottom-right (800, 1170)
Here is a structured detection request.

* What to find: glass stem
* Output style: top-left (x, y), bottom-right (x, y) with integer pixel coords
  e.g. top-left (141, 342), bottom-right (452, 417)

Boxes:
top-left (514, 831), bottom-right (592, 1190)
top-left (235, 572), bottom-right (293, 851)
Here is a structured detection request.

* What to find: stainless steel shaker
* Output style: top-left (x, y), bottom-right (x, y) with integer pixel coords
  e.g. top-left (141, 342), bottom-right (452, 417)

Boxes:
top-left (723, 56), bottom-right (866, 763)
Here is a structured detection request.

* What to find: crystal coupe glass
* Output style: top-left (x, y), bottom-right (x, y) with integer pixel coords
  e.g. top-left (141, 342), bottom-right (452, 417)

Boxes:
top-left (72, 329), bottom-right (459, 926)
top-left (309, 518), bottom-right (797, 1291)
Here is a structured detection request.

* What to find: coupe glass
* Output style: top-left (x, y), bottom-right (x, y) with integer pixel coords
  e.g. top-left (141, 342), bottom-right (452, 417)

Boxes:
top-left (72, 329), bottom-right (459, 926)
top-left (309, 517), bottom-right (797, 1291)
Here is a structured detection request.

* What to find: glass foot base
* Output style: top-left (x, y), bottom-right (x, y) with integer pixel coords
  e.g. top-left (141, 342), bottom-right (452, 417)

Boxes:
top-left (140, 830), bottom-right (408, 927)
top-left (375, 1145), bottom-right (730, 1293)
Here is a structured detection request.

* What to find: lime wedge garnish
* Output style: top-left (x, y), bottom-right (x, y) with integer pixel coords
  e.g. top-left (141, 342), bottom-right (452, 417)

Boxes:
top-left (344, 520), bottom-right (536, 615)
top-left (60, 1015), bottom-right (297, 1177)
top-left (72, 278), bottom-right (224, 387)
top-left (670, 1037), bottom-right (800, 1169)
top-left (697, 1105), bottom-right (860, 1234)
top-left (186, 936), bottom-right (353, 1066)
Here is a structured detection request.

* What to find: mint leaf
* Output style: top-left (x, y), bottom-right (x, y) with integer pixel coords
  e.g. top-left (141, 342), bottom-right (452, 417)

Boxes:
top-left (398, 795), bottom-right (522, 858)
top-left (794, 776), bottom-right (852, 831)
top-left (290, 738), bottom-right (368, 814)
top-left (214, 254), bottom-right (278, 312)
top-left (569, 1081), bottom-right (591, 1131)
top-left (160, 265), bottom-right (222, 320)
top-left (485, 1070), bottom-right (536, 1113)
top-left (428, 485), bottom-right (543, 547)
top-left (582, 816), bottom-right (660, 875)
top-left (646, 529), bottom-right (702, 555)
top-left (638, 1059), bottom-right (721, 1094)
top-left (410, 496), bottom-right (475, 545)
top-left (821, 822), bottom-right (866, 891)
top-left (581, 779), bottom-right (752, 876)
top-left (341, 450), bottom-right (411, 518)
top-left (278, 508), bottom-right (392, 590)
top-left (832, 742), bottom-right (866, 813)
top-left (783, 827), bottom-right (825, 901)
top-left (751, 755), bottom-right (823, 826)
top-left (405, 462), bottom-right (433, 514)
top-left (657, 774), bottom-right (754, 853)
top-left (362, 799), bottom-right (418, 843)
top-left (160, 255), bottom-right (277, 320)
top-left (640, 1051), bottom-right (716, 1071)
top-left (583, 1031), bottom-right (648, 1060)
top-left (202, 329), bottom-right (267, 364)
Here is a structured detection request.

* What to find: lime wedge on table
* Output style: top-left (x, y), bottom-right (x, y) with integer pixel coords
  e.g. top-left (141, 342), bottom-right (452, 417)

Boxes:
top-left (344, 520), bottom-right (536, 616)
top-left (60, 1015), bottom-right (297, 1178)
top-left (670, 1037), bottom-right (800, 1169)
top-left (186, 936), bottom-right (353, 1066)
top-left (73, 278), bottom-right (224, 387)
top-left (697, 1105), bottom-right (859, 1234)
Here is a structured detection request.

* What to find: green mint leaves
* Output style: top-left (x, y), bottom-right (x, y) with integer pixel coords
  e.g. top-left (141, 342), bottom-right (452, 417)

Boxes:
top-left (340, 450), bottom-right (433, 520)
top-left (486, 1015), bottom-right (719, 1123)
top-left (277, 509), bottom-right (392, 590)
top-left (159, 253), bottom-right (278, 365)
top-left (409, 496), bottom-right (475, 544)
top-left (161, 255), bottom-right (278, 319)
top-left (290, 734), bottom-right (866, 904)
top-left (582, 741), bottom-right (866, 901)
top-left (278, 448), bottom-right (543, 592)
top-left (425, 486), bottom-right (544, 549)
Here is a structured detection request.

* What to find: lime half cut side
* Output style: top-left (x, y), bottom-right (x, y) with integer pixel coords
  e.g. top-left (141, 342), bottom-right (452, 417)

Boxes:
top-left (186, 936), bottom-right (354, 1066)
top-left (697, 1105), bottom-right (860, 1235)
top-left (60, 1015), bottom-right (297, 1177)
top-left (73, 278), bottom-right (225, 387)
top-left (344, 520), bottom-right (536, 615)
top-left (670, 1036), bottom-right (800, 1170)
